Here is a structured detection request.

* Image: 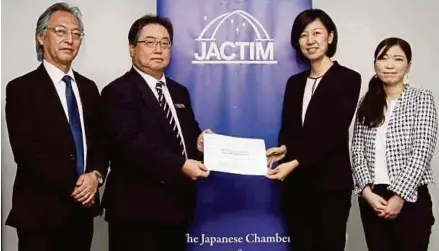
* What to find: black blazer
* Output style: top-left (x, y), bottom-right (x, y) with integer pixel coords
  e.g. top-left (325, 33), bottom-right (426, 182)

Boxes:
top-left (279, 61), bottom-right (361, 192)
top-left (101, 68), bottom-right (201, 227)
top-left (5, 64), bottom-right (107, 231)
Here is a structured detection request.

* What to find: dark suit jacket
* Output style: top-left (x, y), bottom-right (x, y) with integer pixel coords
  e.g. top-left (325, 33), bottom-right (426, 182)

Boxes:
top-left (5, 64), bottom-right (107, 232)
top-left (279, 61), bottom-right (361, 193)
top-left (101, 68), bottom-right (202, 227)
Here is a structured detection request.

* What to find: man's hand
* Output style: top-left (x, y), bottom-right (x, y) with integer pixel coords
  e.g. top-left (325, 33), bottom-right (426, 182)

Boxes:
top-left (266, 145), bottom-right (287, 168)
top-left (182, 159), bottom-right (209, 180)
top-left (82, 200), bottom-right (95, 208)
top-left (197, 129), bottom-right (214, 153)
top-left (362, 186), bottom-right (387, 214)
top-left (71, 172), bottom-right (99, 205)
top-left (266, 160), bottom-right (298, 181)
top-left (379, 194), bottom-right (404, 219)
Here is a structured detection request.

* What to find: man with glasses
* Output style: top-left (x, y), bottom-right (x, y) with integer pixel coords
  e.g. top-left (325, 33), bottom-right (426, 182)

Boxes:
top-left (101, 15), bottom-right (210, 251)
top-left (5, 3), bottom-right (107, 251)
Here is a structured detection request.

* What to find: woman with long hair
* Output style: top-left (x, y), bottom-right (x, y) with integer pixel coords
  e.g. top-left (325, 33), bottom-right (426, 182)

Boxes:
top-left (352, 37), bottom-right (437, 251)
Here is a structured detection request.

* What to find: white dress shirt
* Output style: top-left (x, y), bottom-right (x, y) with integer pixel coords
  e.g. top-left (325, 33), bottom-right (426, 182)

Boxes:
top-left (374, 99), bottom-right (398, 185)
top-left (302, 77), bottom-right (322, 124)
top-left (133, 66), bottom-right (188, 158)
top-left (43, 60), bottom-right (87, 170)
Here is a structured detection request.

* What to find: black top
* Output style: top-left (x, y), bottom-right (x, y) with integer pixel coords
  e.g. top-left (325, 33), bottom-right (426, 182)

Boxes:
top-left (279, 61), bottom-right (361, 192)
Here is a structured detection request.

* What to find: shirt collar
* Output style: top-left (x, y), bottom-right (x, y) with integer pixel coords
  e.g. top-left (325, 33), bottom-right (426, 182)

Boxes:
top-left (43, 60), bottom-right (76, 85)
top-left (133, 65), bottom-right (167, 89)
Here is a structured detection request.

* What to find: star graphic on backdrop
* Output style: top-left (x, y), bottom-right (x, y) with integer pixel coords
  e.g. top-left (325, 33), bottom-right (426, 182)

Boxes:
top-left (235, 21), bottom-right (247, 34)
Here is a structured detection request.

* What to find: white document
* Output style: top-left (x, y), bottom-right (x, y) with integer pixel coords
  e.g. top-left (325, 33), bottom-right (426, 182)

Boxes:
top-left (203, 133), bottom-right (267, 176)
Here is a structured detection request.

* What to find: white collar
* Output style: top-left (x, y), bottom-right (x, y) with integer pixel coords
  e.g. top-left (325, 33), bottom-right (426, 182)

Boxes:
top-left (133, 65), bottom-right (167, 88)
top-left (43, 60), bottom-right (76, 85)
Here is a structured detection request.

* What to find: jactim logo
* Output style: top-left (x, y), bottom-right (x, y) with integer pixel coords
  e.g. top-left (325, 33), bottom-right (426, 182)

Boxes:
top-left (192, 10), bottom-right (277, 65)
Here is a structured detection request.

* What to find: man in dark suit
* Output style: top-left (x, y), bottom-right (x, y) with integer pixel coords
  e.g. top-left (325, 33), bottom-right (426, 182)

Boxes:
top-left (5, 3), bottom-right (107, 251)
top-left (101, 15), bottom-right (210, 251)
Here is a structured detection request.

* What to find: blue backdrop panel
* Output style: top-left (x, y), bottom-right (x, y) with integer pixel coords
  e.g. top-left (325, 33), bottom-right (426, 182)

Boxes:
top-left (158, 1), bottom-right (311, 250)
top-left (186, 172), bottom-right (288, 251)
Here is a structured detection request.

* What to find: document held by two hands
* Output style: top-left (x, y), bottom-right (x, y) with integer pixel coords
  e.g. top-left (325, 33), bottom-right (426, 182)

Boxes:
top-left (203, 133), bottom-right (268, 176)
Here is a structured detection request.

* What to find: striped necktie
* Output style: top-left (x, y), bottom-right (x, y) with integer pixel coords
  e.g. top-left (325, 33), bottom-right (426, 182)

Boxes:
top-left (155, 81), bottom-right (186, 157)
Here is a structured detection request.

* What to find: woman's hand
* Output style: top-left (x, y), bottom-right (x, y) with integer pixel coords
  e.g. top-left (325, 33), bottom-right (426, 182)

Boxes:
top-left (379, 195), bottom-right (404, 220)
top-left (266, 160), bottom-right (298, 181)
top-left (362, 186), bottom-right (387, 214)
top-left (266, 145), bottom-right (287, 168)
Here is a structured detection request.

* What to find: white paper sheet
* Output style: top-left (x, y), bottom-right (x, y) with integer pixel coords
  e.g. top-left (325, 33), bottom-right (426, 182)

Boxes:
top-left (203, 133), bottom-right (267, 176)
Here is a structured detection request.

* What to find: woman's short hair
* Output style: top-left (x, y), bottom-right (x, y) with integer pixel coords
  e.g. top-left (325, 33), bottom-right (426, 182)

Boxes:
top-left (290, 9), bottom-right (338, 63)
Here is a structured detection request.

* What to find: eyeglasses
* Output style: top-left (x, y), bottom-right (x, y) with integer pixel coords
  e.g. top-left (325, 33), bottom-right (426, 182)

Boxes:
top-left (136, 39), bottom-right (172, 49)
top-left (46, 26), bottom-right (84, 40)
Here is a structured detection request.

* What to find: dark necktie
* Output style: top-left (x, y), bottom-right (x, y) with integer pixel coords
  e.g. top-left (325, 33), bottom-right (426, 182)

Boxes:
top-left (63, 75), bottom-right (84, 175)
top-left (155, 81), bottom-right (186, 157)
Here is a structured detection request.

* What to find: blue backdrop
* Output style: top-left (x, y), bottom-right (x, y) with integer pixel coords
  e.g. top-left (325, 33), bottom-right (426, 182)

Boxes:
top-left (158, 1), bottom-right (310, 250)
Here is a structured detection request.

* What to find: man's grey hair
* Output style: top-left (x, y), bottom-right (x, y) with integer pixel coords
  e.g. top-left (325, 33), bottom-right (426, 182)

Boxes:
top-left (35, 2), bottom-right (84, 61)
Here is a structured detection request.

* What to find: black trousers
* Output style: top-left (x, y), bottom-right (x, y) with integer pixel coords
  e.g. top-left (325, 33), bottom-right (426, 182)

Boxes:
top-left (109, 221), bottom-right (187, 251)
top-left (284, 189), bottom-right (352, 251)
top-left (359, 185), bottom-right (435, 251)
top-left (17, 217), bottom-right (93, 251)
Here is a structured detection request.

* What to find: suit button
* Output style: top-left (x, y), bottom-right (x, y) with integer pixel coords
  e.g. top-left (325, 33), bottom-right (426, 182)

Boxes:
top-left (69, 154), bottom-right (75, 160)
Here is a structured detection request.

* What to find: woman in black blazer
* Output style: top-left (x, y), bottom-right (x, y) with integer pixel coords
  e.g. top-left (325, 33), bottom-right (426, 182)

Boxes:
top-left (352, 37), bottom-right (437, 251)
top-left (266, 9), bottom-right (361, 251)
